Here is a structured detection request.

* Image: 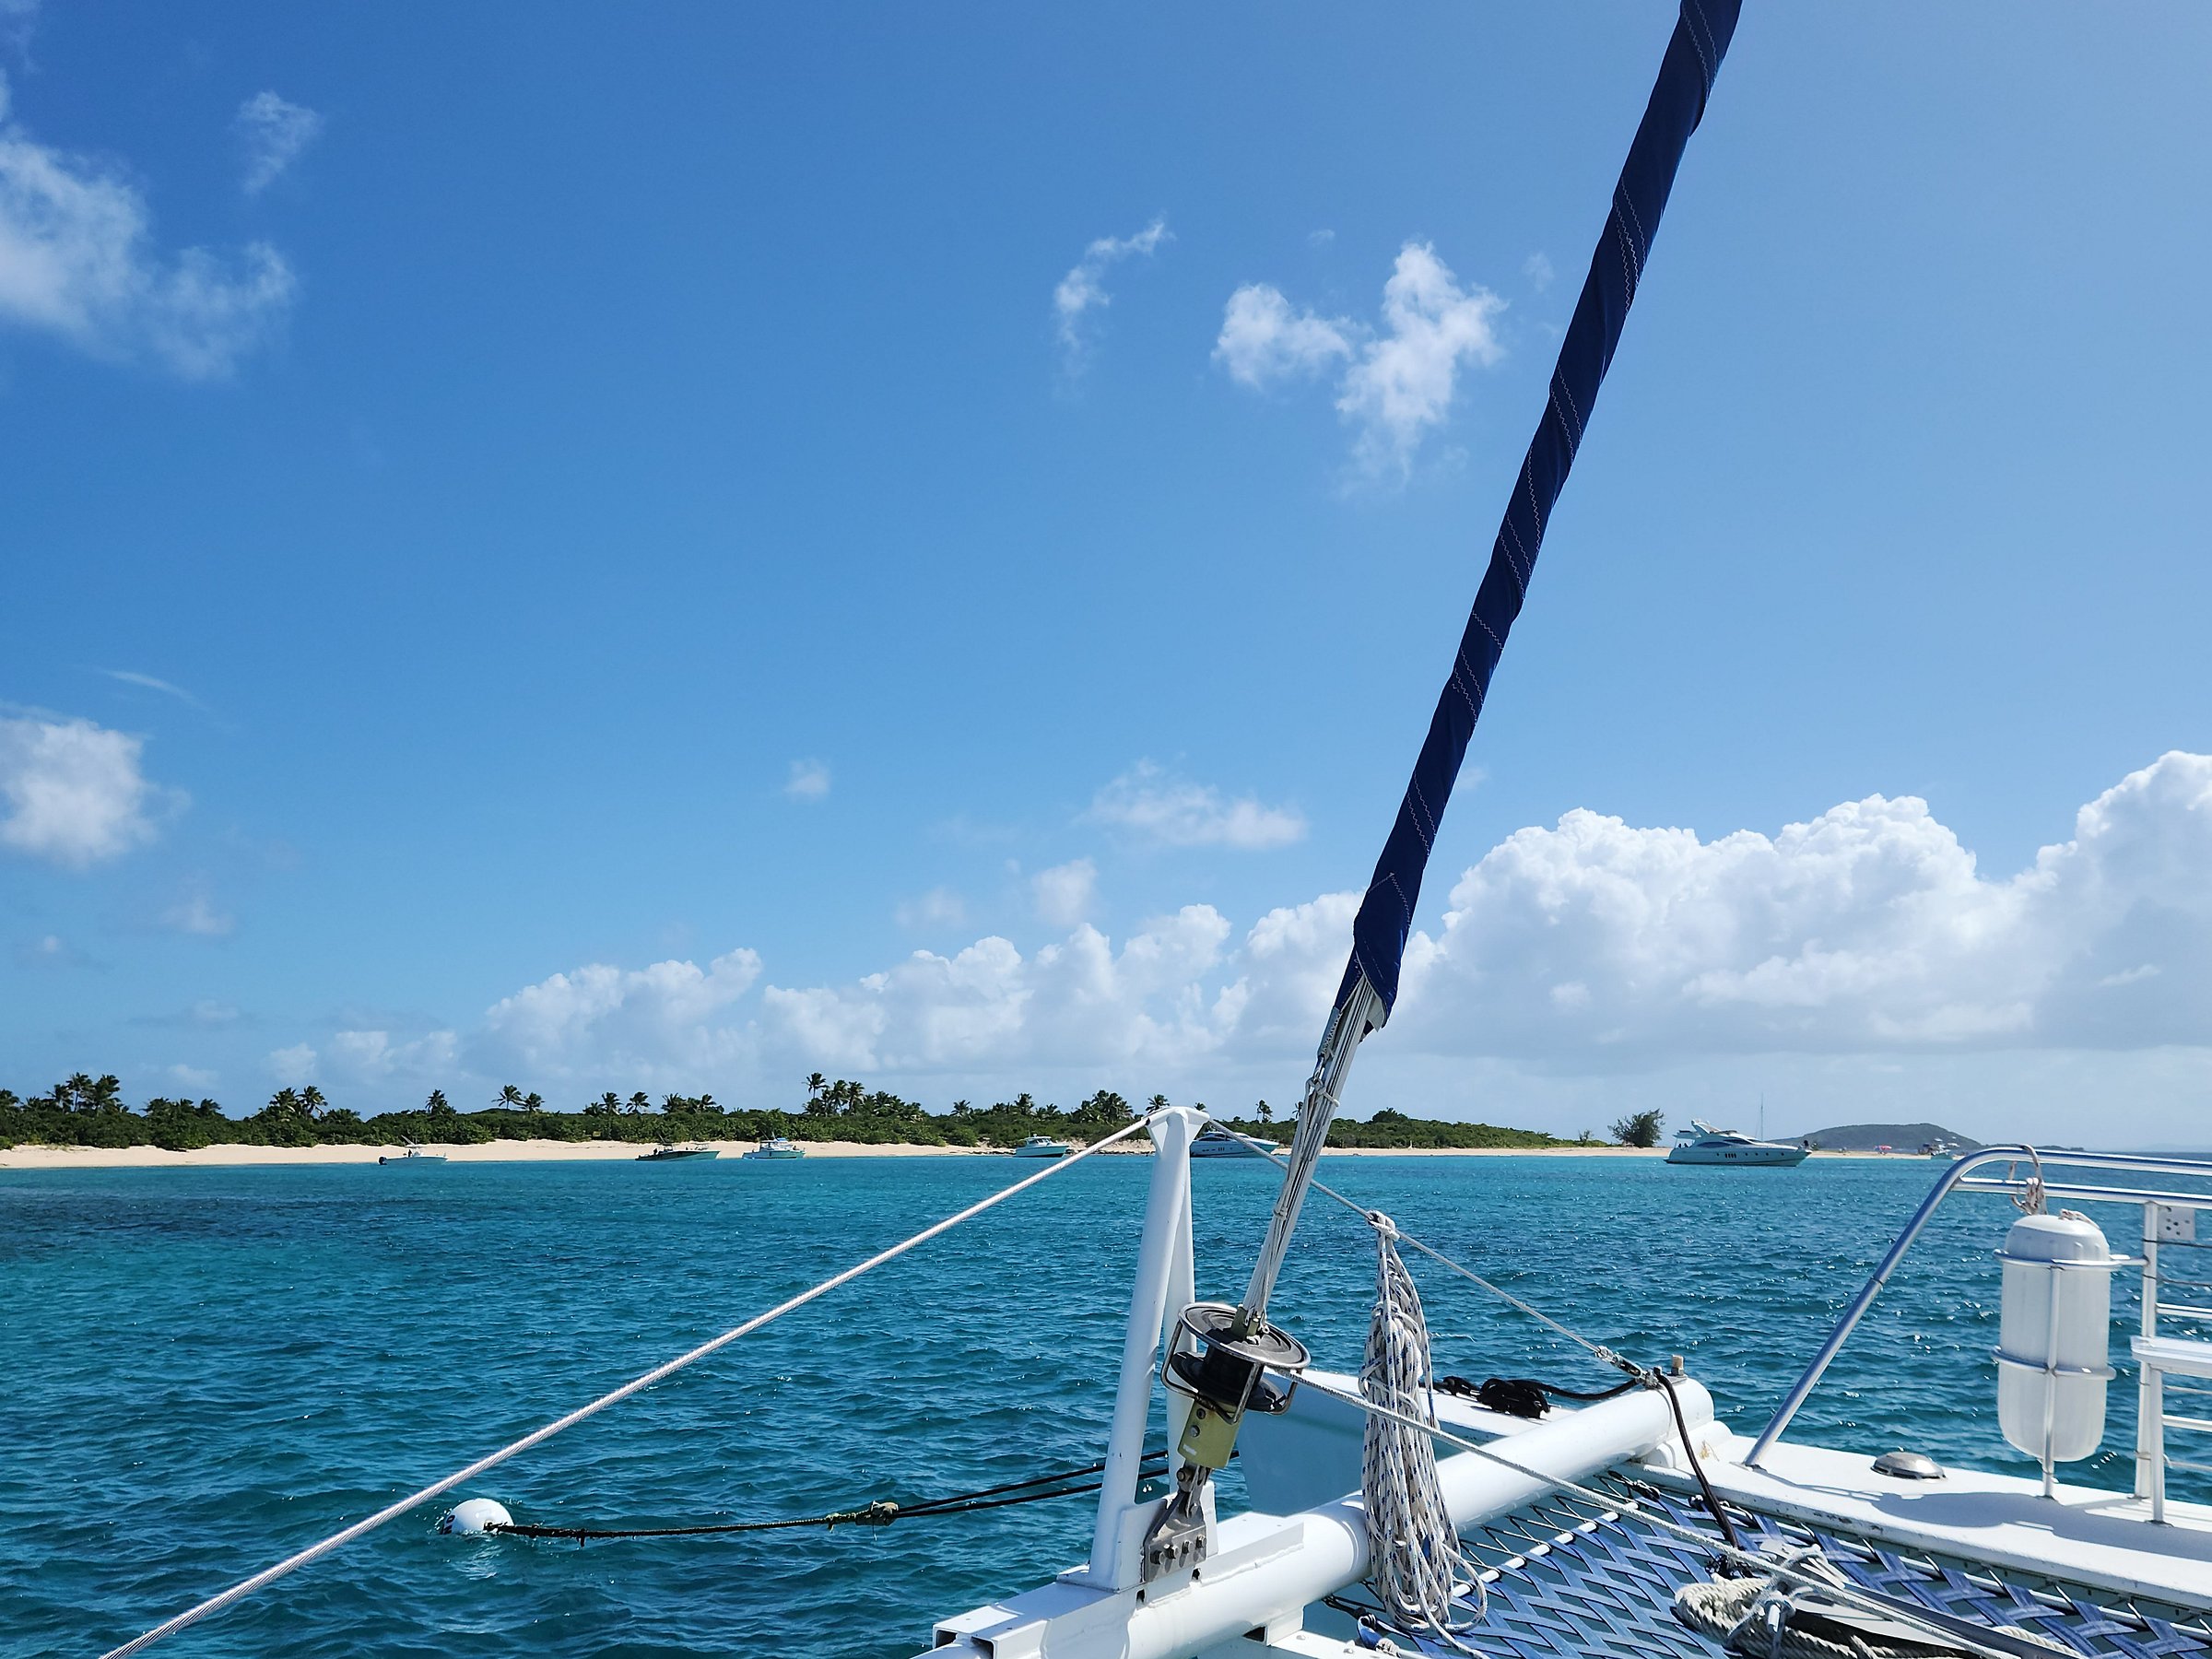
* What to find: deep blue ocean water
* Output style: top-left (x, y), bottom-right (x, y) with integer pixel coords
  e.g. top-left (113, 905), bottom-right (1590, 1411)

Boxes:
top-left (2, 1153), bottom-right (2195, 1658)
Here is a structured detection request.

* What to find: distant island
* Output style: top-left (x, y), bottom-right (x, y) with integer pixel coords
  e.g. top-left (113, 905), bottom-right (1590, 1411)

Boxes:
top-left (1, 1072), bottom-right (1574, 1154)
top-left (1784, 1121), bottom-right (1981, 1153)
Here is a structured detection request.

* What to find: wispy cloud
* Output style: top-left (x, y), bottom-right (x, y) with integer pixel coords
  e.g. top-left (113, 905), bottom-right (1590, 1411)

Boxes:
top-left (161, 881), bottom-right (234, 937)
top-left (1524, 251), bottom-right (1554, 292)
top-left (1053, 217), bottom-right (1171, 376)
top-left (0, 69), bottom-right (296, 377)
top-left (784, 759), bottom-right (831, 802)
top-left (267, 1042), bottom-right (317, 1085)
top-left (0, 712), bottom-right (179, 867)
top-left (896, 886), bottom-right (967, 929)
top-left (234, 91), bottom-right (323, 195)
top-left (14, 932), bottom-right (88, 969)
top-left (1088, 760), bottom-right (1305, 851)
top-left (103, 668), bottom-right (206, 710)
top-left (1214, 241), bottom-right (1506, 482)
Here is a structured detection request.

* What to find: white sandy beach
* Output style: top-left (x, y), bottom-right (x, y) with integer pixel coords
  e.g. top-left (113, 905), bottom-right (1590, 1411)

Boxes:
top-left (0, 1139), bottom-right (1899, 1172)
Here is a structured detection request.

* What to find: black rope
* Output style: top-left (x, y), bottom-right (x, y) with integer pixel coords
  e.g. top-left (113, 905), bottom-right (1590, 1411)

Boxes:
top-left (1435, 1374), bottom-right (1641, 1418)
top-left (1431, 1370), bottom-right (1739, 1558)
top-left (1653, 1369), bottom-right (1743, 1559)
top-left (487, 1449), bottom-right (1171, 1546)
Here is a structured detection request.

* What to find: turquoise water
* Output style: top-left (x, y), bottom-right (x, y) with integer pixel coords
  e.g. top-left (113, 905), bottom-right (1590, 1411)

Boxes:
top-left (1, 1154), bottom-right (2192, 1658)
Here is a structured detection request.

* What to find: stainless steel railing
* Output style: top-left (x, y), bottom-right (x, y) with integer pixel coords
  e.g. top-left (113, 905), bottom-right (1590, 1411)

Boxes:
top-left (1745, 1145), bottom-right (2212, 1469)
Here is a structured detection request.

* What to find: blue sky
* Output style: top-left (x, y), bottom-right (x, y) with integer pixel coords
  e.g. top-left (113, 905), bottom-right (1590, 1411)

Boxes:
top-left (6, 4), bottom-right (2211, 1143)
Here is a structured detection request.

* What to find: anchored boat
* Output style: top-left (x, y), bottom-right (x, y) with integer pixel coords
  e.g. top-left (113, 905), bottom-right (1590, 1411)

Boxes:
top-left (376, 1139), bottom-right (445, 1166)
top-left (1189, 1124), bottom-right (1262, 1159)
top-left (1666, 1121), bottom-right (1810, 1167)
top-left (741, 1136), bottom-right (805, 1160)
top-left (636, 1142), bottom-right (718, 1162)
top-left (1012, 1134), bottom-right (1071, 1159)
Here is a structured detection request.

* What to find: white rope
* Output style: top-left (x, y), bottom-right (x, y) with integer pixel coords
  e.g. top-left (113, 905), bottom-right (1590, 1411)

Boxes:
top-left (1359, 1211), bottom-right (1482, 1649)
top-left (100, 1114), bottom-right (1155, 1659)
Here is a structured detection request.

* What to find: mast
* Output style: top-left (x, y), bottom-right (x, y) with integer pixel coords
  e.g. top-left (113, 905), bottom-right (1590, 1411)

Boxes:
top-left (1240, 0), bottom-right (1744, 1327)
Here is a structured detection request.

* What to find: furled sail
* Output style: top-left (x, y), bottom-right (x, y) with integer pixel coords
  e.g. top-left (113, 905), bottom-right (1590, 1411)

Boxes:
top-left (1243, 0), bottom-right (1743, 1323)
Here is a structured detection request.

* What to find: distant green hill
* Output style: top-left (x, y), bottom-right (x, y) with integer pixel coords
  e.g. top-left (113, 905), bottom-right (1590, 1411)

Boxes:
top-left (1785, 1121), bottom-right (1979, 1153)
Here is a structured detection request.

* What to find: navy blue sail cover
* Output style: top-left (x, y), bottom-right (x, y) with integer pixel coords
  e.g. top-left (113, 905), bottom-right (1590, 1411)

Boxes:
top-left (1340, 0), bottom-right (1741, 1018)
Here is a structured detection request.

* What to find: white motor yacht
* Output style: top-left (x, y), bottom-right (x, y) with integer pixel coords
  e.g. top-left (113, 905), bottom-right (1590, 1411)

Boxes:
top-left (1666, 1120), bottom-right (1810, 1167)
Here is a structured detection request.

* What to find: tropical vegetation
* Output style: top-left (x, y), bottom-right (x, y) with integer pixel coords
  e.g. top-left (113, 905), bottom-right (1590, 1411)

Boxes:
top-left (1, 1071), bottom-right (1570, 1153)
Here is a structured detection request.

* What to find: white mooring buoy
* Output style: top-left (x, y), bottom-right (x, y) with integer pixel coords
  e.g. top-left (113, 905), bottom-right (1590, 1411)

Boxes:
top-left (441, 1498), bottom-right (513, 1535)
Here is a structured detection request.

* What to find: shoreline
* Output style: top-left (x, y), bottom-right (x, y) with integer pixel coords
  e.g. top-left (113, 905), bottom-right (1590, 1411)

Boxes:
top-left (0, 1139), bottom-right (1901, 1171)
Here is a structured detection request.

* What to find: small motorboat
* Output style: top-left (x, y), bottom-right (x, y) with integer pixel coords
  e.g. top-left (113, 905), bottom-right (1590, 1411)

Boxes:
top-left (741, 1137), bottom-right (805, 1160)
top-left (1665, 1121), bottom-right (1810, 1167)
top-left (1011, 1134), bottom-right (1070, 1159)
top-left (637, 1143), bottom-right (720, 1161)
top-left (377, 1139), bottom-right (446, 1166)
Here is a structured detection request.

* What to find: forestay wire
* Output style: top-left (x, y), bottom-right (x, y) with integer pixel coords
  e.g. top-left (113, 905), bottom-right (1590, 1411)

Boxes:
top-left (100, 1113), bottom-right (1155, 1659)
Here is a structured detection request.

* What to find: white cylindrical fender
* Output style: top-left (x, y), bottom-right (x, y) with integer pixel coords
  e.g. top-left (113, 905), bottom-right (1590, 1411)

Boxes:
top-left (1996, 1211), bottom-right (2115, 1464)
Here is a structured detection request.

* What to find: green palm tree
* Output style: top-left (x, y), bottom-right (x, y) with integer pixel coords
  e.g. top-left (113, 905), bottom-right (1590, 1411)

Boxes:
top-left (425, 1088), bottom-right (452, 1114)
top-left (626, 1091), bottom-right (651, 1114)
top-left (1148, 1093), bottom-right (1169, 1112)
top-left (806, 1072), bottom-right (827, 1099)
top-left (523, 1091), bottom-right (545, 1114)
top-left (300, 1086), bottom-right (328, 1121)
top-left (497, 1084), bottom-right (525, 1111)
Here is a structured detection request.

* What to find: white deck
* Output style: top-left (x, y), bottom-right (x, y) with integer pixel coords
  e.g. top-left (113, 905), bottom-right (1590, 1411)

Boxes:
top-left (1640, 1430), bottom-right (2212, 1615)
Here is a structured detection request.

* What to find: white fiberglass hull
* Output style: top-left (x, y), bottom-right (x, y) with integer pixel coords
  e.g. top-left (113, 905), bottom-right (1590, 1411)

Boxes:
top-left (1666, 1142), bottom-right (1808, 1167)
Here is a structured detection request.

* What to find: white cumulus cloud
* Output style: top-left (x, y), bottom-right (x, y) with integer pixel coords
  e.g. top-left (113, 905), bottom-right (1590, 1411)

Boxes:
top-left (1212, 284), bottom-right (1354, 388)
top-left (1393, 751), bottom-right (2212, 1063)
top-left (1216, 241), bottom-right (1505, 481)
top-left (234, 91), bottom-right (323, 195)
top-left (784, 759), bottom-right (831, 801)
top-left (265, 755), bottom-right (2212, 1141)
top-left (0, 71), bottom-right (297, 377)
top-left (0, 713), bottom-right (175, 867)
top-left (1337, 242), bottom-right (1505, 479)
top-left (1054, 217), bottom-right (1170, 375)
top-left (477, 948), bottom-right (765, 1082)
top-left (1032, 857), bottom-right (1098, 927)
top-left (1088, 760), bottom-right (1305, 851)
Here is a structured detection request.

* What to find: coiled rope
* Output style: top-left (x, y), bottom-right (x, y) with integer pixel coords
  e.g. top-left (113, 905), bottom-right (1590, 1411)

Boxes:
top-left (1360, 1211), bottom-right (1482, 1650)
top-left (100, 1113), bottom-right (1155, 1659)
